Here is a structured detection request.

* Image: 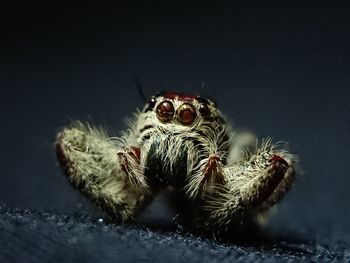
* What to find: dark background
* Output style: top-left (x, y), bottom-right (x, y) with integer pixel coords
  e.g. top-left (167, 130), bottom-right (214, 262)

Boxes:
top-left (1, 0), bottom-right (349, 253)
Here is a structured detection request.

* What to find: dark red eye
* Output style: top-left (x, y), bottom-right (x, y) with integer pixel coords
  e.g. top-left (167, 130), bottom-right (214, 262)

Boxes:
top-left (156, 100), bottom-right (174, 122)
top-left (177, 103), bottom-right (197, 125)
top-left (199, 103), bottom-right (211, 117)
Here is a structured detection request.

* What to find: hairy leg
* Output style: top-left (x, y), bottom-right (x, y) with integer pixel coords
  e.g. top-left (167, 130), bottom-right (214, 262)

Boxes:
top-left (185, 130), bottom-right (257, 197)
top-left (55, 122), bottom-right (150, 222)
top-left (189, 139), bottom-right (295, 232)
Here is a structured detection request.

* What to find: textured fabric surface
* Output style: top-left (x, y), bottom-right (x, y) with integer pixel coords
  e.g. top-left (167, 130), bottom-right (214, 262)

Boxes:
top-left (1, 205), bottom-right (349, 263)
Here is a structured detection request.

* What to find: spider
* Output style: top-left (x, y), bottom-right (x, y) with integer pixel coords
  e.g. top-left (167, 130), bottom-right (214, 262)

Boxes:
top-left (55, 91), bottom-right (295, 233)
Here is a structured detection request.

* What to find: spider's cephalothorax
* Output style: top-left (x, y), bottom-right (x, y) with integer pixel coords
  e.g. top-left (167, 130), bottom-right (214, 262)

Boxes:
top-left (138, 92), bottom-right (229, 191)
top-left (56, 92), bottom-right (295, 232)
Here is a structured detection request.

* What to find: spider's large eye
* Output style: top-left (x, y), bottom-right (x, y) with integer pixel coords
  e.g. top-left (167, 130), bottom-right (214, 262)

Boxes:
top-left (177, 103), bottom-right (197, 125)
top-left (156, 100), bottom-right (174, 122)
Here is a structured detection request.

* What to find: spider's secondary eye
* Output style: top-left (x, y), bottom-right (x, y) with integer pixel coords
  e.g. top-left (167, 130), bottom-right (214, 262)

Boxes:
top-left (148, 97), bottom-right (157, 108)
top-left (144, 97), bottom-right (157, 112)
top-left (199, 103), bottom-right (211, 117)
top-left (156, 100), bottom-right (175, 122)
top-left (177, 103), bottom-right (197, 125)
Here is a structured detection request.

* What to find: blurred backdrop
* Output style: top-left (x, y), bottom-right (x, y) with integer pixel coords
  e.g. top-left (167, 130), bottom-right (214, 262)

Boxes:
top-left (1, 2), bottom-right (349, 241)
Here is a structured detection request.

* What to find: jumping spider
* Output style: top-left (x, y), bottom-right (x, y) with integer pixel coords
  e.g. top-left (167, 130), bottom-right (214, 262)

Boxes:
top-left (56, 92), bottom-right (295, 233)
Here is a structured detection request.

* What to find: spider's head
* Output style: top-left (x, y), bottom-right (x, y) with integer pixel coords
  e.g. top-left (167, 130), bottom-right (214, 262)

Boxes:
top-left (142, 92), bottom-right (221, 126)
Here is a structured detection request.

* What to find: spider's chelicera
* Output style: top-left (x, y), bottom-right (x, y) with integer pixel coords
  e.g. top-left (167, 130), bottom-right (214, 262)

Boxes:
top-left (56, 91), bottom-right (295, 233)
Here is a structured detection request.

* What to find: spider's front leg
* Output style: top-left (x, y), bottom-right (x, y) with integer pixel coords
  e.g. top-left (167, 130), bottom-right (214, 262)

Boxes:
top-left (189, 139), bottom-right (295, 233)
top-left (55, 122), bottom-right (150, 222)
